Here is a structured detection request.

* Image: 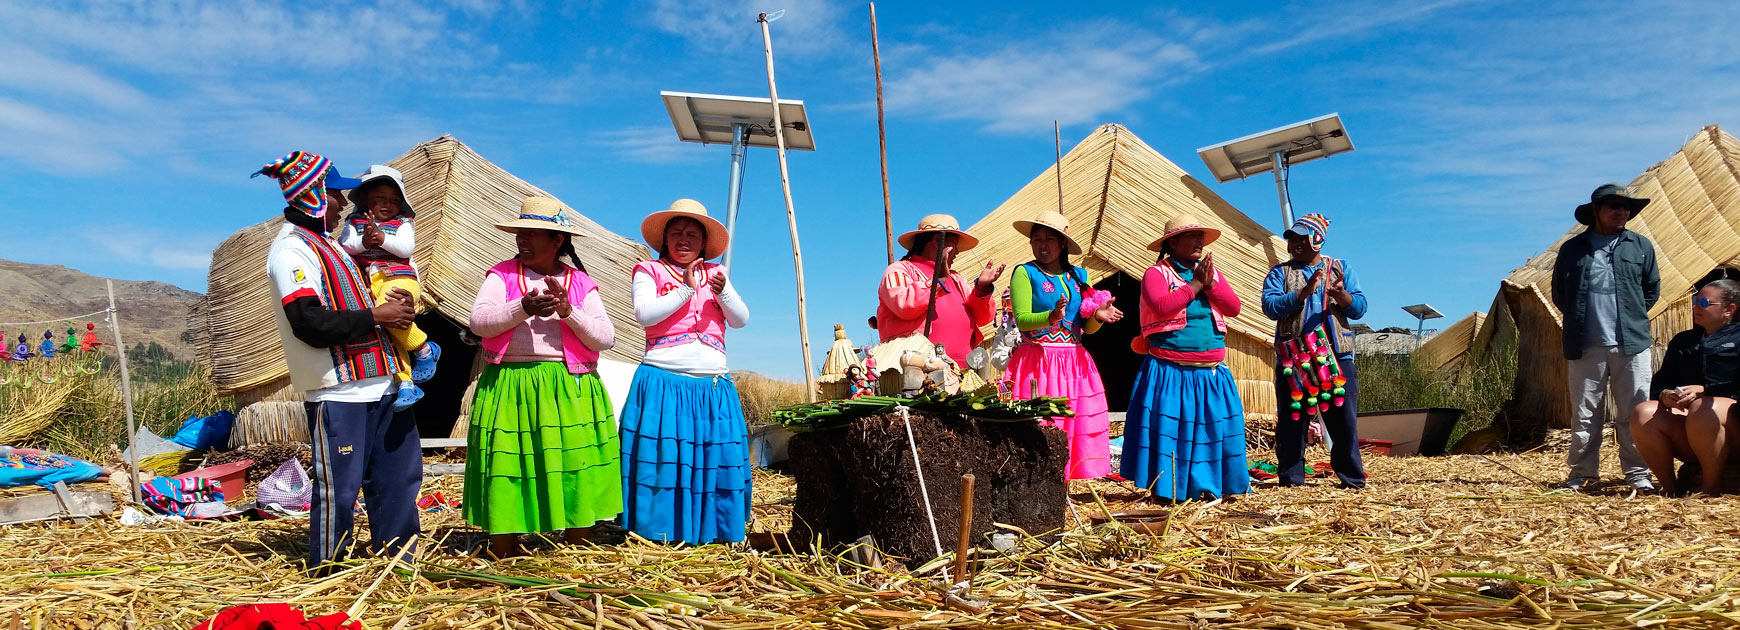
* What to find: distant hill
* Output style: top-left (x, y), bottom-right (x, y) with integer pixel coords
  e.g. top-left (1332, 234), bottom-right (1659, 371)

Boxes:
top-left (0, 259), bottom-right (202, 359)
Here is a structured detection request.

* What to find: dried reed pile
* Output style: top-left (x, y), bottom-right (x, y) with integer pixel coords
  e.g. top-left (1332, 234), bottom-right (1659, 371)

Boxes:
top-left (2, 439), bottom-right (1739, 627)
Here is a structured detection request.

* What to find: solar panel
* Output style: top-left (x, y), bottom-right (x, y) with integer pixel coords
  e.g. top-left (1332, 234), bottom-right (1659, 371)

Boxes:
top-left (1196, 113), bottom-right (1352, 183)
top-left (660, 91), bottom-right (815, 151)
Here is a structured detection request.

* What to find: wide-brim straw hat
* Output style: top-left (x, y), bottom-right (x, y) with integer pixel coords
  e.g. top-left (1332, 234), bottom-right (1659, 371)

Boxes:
top-left (1147, 215), bottom-right (1222, 252)
top-left (1574, 183), bottom-right (1649, 226)
top-left (642, 198), bottom-right (728, 260)
top-left (1012, 210), bottom-right (1084, 255)
top-left (495, 196), bottom-right (587, 237)
top-left (898, 213), bottom-right (979, 252)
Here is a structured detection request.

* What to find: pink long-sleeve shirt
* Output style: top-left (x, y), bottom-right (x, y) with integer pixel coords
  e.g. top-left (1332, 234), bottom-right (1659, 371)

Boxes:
top-left (875, 255), bottom-right (993, 364)
top-left (1142, 261), bottom-right (1241, 364)
top-left (470, 267), bottom-right (614, 363)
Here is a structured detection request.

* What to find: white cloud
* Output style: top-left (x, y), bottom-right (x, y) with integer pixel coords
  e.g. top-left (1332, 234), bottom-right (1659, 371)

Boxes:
top-left (590, 126), bottom-right (699, 164)
top-left (1241, 0), bottom-right (1486, 59)
top-left (92, 228), bottom-right (217, 271)
top-left (1353, 2), bottom-right (1740, 234)
top-left (647, 0), bottom-right (847, 56)
top-left (883, 24), bottom-right (1200, 133)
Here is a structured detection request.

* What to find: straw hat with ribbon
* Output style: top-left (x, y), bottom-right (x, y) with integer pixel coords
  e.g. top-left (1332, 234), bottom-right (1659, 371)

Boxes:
top-left (1012, 210), bottom-right (1083, 255)
top-left (642, 198), bottom-right (729, 260)
top-left (898, 213), bottom-right (979, 252)
top-left (495, 197), bottom-right (587, 237)
top-left (1147, 215), bottom-right (1222, 253)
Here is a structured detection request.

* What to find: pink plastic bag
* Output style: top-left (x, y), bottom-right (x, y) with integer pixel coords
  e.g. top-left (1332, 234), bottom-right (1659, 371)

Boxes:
top-left (256, 459), bottom-right (311, 511)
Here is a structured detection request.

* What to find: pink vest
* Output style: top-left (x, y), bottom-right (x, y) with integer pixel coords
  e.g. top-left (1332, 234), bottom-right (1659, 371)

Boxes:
top-left (635, 260), bottom-right (727, 354)
top-left (1140, 261), bottom-right (1227, 336)
top-left (479, 260), bottom-right (600, 374)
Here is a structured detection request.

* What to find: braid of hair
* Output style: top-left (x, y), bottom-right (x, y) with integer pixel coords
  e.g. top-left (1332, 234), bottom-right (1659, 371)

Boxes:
top-left (557, 234), bottom-right (587, 273)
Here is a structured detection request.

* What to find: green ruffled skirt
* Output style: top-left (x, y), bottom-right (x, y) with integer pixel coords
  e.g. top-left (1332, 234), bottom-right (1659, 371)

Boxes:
top-left (463, 362), bottom-right (622, 534)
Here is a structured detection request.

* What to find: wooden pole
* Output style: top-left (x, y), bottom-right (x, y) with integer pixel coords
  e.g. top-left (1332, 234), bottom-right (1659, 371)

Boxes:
top-left (107, 280), bottom-right (142, 505)
top-left (952, 473), bottom-right (976, 588)
top-left (871, 2), bottom-right (894, 265)
top-left (759, 12), bottom-right (818, 402)
top-left (1054, 121), bottom-right (1065, 214)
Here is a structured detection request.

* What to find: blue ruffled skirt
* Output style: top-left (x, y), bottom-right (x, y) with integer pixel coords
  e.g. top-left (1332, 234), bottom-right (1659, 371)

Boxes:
top-left (1120, 356), bottom-right (1249, 500)
top-left (618, 365), bottom-right (750, 544)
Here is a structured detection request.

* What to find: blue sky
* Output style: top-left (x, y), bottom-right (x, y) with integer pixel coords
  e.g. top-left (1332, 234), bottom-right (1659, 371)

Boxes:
top-left (4, 1), bottom-right (1739, 380)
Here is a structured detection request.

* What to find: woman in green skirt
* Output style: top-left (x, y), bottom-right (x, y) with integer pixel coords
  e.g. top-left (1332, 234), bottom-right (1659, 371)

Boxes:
top-left (466, 197), bottom-right (621, 558)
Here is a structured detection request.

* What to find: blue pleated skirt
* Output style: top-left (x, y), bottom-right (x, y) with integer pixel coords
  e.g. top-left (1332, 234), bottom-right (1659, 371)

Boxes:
top-left (1120, 356), bottom-right (1250, 500)
top-left (618, 364), bottom-right (750, 544)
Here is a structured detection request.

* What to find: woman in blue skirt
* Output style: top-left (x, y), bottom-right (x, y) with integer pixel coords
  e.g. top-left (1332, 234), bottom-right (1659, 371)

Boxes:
top-left (1122, 215), bottom-right (1250, 501)
top-left (619, 199), bottom-right (752, 544)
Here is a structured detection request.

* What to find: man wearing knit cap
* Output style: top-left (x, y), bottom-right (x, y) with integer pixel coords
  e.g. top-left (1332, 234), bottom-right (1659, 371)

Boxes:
top-left (1550, 183), bottom-right (1660, 492)
top-left (256, 151), bottom-right (422, 572)
top-left (1261, 213), bottom-right (1368, 489)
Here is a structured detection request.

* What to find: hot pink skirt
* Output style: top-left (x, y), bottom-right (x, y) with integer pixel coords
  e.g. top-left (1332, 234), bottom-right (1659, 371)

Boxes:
top-left (1003, 341), bottom-right (1111, 479)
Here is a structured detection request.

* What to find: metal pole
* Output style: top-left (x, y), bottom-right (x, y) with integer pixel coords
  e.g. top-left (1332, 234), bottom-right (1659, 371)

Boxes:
top-left (1272, 150), bottom-right (1294, 229)
top-left (107, 280), bottom-right (142, 505)
top-left (759, 12), bottom-right (818, 402)
top-left (723, 122), bottom-right (749, 270)
top-left (870, 2), bottom-right (894, 265)
top-left (1416, 316), bottom-right (1425, 351)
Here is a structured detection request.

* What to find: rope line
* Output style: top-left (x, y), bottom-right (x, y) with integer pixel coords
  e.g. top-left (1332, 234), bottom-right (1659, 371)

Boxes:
top-left (898, 405), bottom-right (946, 559)
top-left (0, 307), bottom-right (115, 327)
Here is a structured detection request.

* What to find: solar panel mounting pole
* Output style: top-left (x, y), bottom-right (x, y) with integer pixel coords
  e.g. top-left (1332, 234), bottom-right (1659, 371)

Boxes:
top-left (1272, 150), bottom-right (1294, 228)
top-left (723, 123), bottom-right (749, 270)
top-left (760, 10), bottom-right (818, 402)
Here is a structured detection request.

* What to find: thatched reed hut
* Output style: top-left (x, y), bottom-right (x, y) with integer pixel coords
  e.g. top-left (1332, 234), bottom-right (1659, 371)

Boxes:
top-left (1468, 125), bottom-right (1740, 444)
top-left (954, 124), bottom-right (1288, 422)
top-left (188, 136), bottom-right (648, 445)
top-left (1413, 312), bottom-right (1486, 374)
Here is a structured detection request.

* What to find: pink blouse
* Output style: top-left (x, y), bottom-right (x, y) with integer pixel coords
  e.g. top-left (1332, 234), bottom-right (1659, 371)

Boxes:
top-left (470, 267), bottom-right (614, 363)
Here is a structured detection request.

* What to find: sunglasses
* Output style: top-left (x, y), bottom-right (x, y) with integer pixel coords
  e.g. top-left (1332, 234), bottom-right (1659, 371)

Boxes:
top-left (1695, 296), bottom-right (1724, 308)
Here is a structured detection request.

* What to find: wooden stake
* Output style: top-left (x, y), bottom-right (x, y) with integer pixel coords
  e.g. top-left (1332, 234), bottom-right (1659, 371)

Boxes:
top-left (759, 12), bottom-right (818, 402)
top-left (952, 473), bottom-right (976, 588)
top-left (108, 280), bottom-right (141, 505)
top-left (1055, 120), bottom-right (1064, 214)
top-left (871, 2), bottom-right (894, 265)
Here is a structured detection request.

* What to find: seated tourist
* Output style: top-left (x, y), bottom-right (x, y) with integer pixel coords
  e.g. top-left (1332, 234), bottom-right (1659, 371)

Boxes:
top-left (1631, 273), bottom-right (1740, 495)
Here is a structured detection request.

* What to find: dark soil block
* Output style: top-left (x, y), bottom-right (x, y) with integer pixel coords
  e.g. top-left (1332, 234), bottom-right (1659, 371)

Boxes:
top-left (786, 411), bottom-right (1067, 565)
top-left (981, 421), bottom-right (1070, 538)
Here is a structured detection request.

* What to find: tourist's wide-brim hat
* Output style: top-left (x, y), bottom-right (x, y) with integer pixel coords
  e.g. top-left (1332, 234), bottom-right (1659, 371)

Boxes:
top-left (1574, 183), bottom-right (1649, 226)
top-left (494, 196), bottom-right (587, 237)
top-left (1012, 210), bottom-right (1084, 255)
top-left (1147, 215), bottom-right (1221, 252)
top-left (642, 198), bottom-right (729, 260)
top-left (898, 213), bottom-right (979, 252)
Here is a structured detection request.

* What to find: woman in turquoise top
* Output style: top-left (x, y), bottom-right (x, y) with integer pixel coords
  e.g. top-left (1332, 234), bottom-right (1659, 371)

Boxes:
top-left (1122, 215), bottom-right (1248, 501)
top-left (1002, 211), bottom-right (1123, 479)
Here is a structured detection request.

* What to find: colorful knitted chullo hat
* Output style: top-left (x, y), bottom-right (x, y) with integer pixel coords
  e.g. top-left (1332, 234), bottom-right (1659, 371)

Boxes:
top-left (253, 151), bottom-right (361, 218)
top-left (1283, 213), bottom-right (1331, 252)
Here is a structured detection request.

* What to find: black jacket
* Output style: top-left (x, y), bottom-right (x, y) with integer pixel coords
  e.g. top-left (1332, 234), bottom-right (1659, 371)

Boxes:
top-left (1650, 328), bottom-right (1702, 398)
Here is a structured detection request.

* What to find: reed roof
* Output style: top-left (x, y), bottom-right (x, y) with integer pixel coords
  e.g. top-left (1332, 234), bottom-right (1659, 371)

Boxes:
top-left (954, 124), bottom-right (1288, 341)
top-left (195, 135), bottom-right (648, 395)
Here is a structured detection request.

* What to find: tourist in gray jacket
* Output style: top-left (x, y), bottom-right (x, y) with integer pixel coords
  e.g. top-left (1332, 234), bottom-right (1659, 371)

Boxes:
top-left (1549, 183), bottom-right (1661, 491)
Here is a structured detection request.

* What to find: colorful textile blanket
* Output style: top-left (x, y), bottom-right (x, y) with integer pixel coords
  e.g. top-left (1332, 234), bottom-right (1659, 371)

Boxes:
top-left (1247, 459), bottom-right (1334, 481)
top-left (143, 476), bottom-right (224, 517)
top-left (0, 451), bottom-right (104, 488)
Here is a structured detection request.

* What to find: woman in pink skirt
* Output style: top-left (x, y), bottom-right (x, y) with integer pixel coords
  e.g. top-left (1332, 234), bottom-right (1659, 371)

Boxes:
top-left (1001, 211), bottom-right (1124, 479)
